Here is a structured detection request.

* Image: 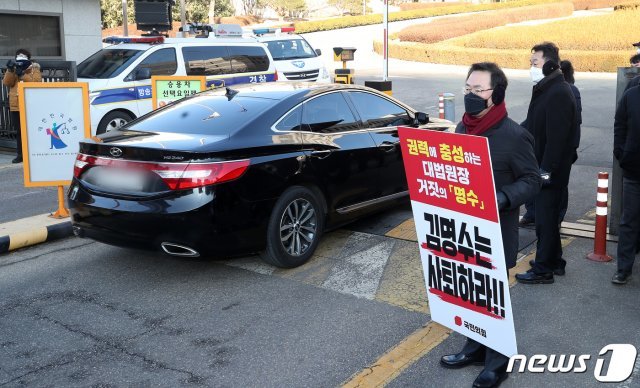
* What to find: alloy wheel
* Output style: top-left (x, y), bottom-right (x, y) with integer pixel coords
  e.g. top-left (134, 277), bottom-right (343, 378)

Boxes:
top-left (106, 117), bottom-right (128, 132)
top-left (279, 198), bottom-right (317, 257)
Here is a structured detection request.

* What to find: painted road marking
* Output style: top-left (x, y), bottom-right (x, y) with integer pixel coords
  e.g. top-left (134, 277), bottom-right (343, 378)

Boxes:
top-left (222, 230), bottom-right (429, 311)
top-left (343, 322), bottom-right (451, 388)
top-left (8, 228), bottom-right (48, 251)
top-left (375, 241), bottom-right (428, 313)
top-left (384, 219), bottom-right (416, 242)
top-left (323, 238), bottom-right (396, 299)
top-left (225, 257), bottom-right (276, 276)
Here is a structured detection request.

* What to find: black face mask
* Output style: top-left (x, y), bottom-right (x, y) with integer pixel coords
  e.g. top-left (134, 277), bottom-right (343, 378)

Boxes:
top-left (464, 92), bottom-right (488, 116)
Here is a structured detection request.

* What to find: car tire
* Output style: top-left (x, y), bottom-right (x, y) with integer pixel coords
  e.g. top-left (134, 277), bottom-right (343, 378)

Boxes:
top-left (261, 186), bottom-right (325, 268)
top-left (97, 111), bottom-right (134, 135)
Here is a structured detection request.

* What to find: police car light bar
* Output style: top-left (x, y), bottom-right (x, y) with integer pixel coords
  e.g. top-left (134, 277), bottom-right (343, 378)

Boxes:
top-left (252, 27), bottom-right (295, 35)
top-left (103, 36), bottom-right (165, 44)
top-left (214, 24), bottom-right (243, 37)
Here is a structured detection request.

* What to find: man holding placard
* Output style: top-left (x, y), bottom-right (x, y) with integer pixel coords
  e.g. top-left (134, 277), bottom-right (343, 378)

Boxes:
top-left (439, 62), bottom-right (540, 387)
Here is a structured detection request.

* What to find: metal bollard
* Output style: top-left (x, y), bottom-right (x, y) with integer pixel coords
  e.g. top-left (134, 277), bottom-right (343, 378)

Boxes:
top-left (587, 172), bottom-right (612, 262)
top-left (438, 93), bottom-right (455, 121)
top-left (443, 93), bottom-right (455, 122)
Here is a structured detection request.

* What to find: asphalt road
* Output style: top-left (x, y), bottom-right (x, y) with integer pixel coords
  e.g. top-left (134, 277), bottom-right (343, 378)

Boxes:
top-left (0, 238), bottom-right (427, 386)
top-left (0, 160), bottom-right (58, 224)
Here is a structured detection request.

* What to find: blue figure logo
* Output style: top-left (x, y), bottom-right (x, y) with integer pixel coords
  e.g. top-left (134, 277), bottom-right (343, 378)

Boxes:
top-left (46, 122), bottom-right (68, 149)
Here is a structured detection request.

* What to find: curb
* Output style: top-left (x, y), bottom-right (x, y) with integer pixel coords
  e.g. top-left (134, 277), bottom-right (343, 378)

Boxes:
top-left (0, 221), bottom-right (73, 254)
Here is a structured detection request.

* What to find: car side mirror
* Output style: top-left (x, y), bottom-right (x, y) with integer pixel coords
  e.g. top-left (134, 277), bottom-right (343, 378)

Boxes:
top-left (415, 112), bottom-right (429, 125)
top-left (315, 48), bottom-right (322, 56)
top-left (135, 68), bottom-right (152, 81)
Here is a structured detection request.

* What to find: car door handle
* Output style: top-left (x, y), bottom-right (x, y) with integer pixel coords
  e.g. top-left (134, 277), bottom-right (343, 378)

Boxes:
top-left (380, 141), bottom-right (399, 152)
top-left (310, 150), bottom-right (332, 159)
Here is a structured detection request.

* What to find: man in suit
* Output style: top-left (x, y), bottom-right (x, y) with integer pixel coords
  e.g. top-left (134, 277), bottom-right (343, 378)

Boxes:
top-left (612, 77), bottom-right (640, 284)
top-left (440, 62), bottom-right (541, 388)
top-left (515, 42), bottom-right (577, 284)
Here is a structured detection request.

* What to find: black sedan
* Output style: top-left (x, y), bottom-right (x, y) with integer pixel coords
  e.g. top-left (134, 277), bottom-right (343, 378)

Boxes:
top-left (68, 83), bottom-right (453, 268)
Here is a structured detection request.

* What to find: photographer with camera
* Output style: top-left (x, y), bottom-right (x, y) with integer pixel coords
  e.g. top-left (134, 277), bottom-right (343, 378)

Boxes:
top-left (2, 49), bottom-right (42, 163)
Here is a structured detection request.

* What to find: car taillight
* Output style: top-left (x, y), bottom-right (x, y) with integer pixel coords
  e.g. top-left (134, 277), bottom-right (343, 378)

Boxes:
top-left (151, 160), bottom-right (249, 190)
top-left (73, 153), bottom-right (249, 190)
top-left (74, 153), bottom-right (93, 178)
top-left (274, 70), bottom-right (278, 81)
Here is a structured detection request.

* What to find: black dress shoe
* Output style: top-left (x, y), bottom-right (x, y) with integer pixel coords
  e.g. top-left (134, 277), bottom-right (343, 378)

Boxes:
top-left (472, 368), bottom-right (508, 388)
top-left (11, 156), bottom-right (22, 164)
top-left (612, 271), bottom-right (631, 285)
top-left (440, 352), bottom-right (485, 369)
top-left (528, 260), bottom-right (565, 276)
top-left (515, 270), bottom-right (554, 284)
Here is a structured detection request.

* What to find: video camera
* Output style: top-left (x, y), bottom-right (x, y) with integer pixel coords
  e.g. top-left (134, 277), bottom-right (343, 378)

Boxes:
top-left (6, 58), bottom-right (32, 77)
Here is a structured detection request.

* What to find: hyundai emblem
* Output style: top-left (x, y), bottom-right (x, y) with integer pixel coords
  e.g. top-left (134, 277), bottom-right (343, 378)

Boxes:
top-left (109, 147), bottom-right (123, 157)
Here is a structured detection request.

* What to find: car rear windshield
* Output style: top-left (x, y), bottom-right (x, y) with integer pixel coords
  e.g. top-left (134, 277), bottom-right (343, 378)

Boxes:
top-left (78, 49), bottom-right (143, 79)
top-left (265, 39), bottom-right (316, 60)
top-left (125, 94), bottom-right (275, 134)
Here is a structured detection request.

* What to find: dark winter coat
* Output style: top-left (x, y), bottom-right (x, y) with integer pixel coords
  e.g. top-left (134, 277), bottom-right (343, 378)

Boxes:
top-left (2, 62), bottom-right (42, 111)
top-left (456, 116), bottom-right (541, 268)
top-left (614, 85), bottom-right (640, 181)
top-left (569, 83), bottom-right (582, 156)
top-left (521, 70), bottom-right (578, 189)
top-left (624, 75), bottom-right (640, 92)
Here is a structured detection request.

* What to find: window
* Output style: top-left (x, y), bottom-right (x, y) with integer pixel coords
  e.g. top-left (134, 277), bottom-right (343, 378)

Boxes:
top-left (130, 48), bottom-right (177, 79)
top-left (228, 46), bottom-right (270, 73)
top-left (182, 46), bottom-right (232, 76)
top-left (302, 93), bottom-right (359, 133)
top-left (126, 95), bottom-right (275, 135)
top-left (265, 39), bottom-right (316, 60)
top-left (78, 49), bottom-right (143, 79)
top-left (349, 92), bottom-right (412, 128)
top-left (275, 106), bottom-right (303, 131)
top-left (0, 13), bottom-right (63, 57)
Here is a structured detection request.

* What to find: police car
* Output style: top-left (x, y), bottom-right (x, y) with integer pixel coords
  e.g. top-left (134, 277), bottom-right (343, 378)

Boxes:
top-left (252, 27), bottom-right (330, 84)
top-left (78, 26), bottom-right (277, 134)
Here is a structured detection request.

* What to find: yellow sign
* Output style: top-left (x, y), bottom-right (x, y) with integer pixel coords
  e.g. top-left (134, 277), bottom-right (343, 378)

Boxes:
top-left (151, 75), bottom-right (207, 109)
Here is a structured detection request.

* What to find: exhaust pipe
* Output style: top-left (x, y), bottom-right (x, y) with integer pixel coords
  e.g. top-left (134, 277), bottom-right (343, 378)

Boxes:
top-left (72, 226), bottom-right (84, 238)
top-left (160, 242), bottom-right (200, 257)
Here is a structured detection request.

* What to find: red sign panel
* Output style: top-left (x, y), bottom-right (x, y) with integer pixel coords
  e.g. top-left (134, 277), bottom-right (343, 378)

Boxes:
top-left (399, 127), bottom-right (498, 223)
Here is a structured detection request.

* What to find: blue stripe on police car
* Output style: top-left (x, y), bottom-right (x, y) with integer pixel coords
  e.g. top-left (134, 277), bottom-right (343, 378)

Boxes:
top-left (92, 73), bottom-right (276, 106)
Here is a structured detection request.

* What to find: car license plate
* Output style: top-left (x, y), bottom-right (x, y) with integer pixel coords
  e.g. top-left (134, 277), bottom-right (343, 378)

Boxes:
top-left (96, 168), bottom-right (145, 192)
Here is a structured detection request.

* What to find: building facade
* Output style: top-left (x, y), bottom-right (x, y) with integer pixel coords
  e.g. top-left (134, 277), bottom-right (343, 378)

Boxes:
top-left (0, 0), bottom-right (102, 64)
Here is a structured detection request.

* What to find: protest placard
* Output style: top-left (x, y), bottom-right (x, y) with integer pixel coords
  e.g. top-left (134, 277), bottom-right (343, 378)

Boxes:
top-left (398, 126), bottom-right (517, 357)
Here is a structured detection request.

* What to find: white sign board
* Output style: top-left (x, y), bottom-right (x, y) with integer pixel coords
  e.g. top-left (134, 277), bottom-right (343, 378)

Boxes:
top-left (398, 126), bottom-right (517, 357)
top-left (18, 83), bottom-right (91, 187)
